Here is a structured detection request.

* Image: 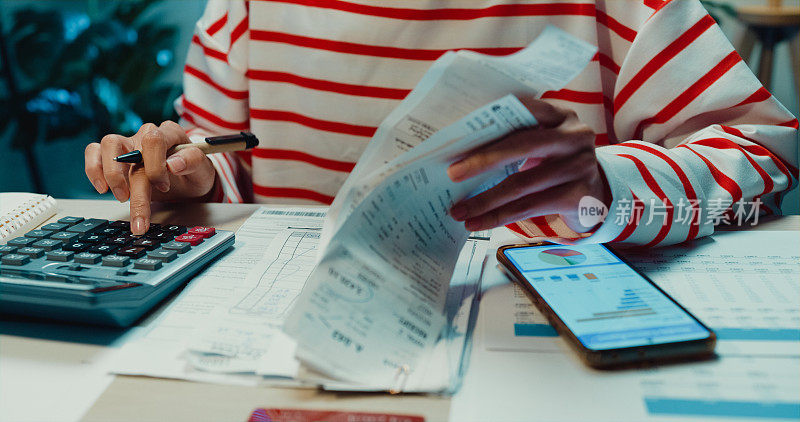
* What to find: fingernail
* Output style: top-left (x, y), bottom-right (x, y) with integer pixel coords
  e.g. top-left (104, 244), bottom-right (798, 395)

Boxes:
top-left (132, 217), bottom-right (147, 235)
top-left (448, 162), bottom-right (466, 182)
top-left (450, 205), bottom-right (467, 221)
top-left (156, 182), bottom-right (170, 193)
top-left (167, 156), bottom-right (186, 173)
top-left (112, 188), bottom-right (127, 202)
top-left (91, 179), bottom-right (104, 193)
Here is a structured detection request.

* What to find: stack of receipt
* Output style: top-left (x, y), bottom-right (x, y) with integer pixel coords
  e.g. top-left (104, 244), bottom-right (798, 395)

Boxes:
top-left (283, 26), bottom-right (597, 391)
top-left (112, 25), bottom-right (597, 394)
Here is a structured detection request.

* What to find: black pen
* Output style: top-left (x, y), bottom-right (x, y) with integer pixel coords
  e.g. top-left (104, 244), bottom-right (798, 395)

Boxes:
top-left (113, 132), bottom-right (259, 163)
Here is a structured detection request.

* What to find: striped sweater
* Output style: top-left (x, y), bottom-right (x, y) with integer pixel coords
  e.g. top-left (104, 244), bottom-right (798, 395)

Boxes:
top-left (176, 0), bottom-right (799, 247)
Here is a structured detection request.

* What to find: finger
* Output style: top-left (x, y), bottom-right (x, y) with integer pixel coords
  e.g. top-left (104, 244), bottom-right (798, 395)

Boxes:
top-left (100, 134), bottom-right (133, 202)
top-left (139, 128), bottom-right (171, 193)
top-left (450, 151), bottom-right (595, 221)
top-left (128, 164), bottom-right (152, 235)
top-left (463, 182), bottom-right (580, 231)
top-left (448, 124), bottom-right (594, 182)
top-left (517, 97), bottom-right (570, 128)
top-left (141, 121), bottom-right (191, 193)
top-left (84, 143), bottom-right (108, 193)
top-left (166, 146), bottom-right (209, 176)
top-left (158, 120), bottom-right (191, 144)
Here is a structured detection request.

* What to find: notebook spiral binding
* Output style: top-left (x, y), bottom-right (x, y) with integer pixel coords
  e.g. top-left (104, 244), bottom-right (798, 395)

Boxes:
top-left (0, 195), bottom-right (57, 242)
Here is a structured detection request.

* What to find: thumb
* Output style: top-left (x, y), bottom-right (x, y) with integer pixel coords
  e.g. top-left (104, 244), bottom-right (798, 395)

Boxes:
top-left (166, 146), bottom-right (211, 176)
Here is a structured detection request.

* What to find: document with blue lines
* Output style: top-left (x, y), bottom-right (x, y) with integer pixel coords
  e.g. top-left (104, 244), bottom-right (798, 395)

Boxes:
top-left (475, 229), bottom-right (799, 421)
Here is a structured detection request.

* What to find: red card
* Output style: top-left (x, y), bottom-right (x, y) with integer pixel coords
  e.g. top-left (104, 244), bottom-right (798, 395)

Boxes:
top-left (248, 408), bottom-right (425, 422)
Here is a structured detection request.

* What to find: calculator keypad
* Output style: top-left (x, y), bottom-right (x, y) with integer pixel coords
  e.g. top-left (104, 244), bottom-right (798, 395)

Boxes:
top-left (0, 216), bottom-right (207, 287)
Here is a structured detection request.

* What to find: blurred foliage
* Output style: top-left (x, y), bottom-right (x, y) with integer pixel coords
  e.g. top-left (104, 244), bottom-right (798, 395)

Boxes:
top-left (0, 0), bottom-right (182, 190)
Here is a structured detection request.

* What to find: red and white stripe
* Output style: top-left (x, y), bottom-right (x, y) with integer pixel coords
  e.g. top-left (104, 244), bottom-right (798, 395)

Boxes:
top-left (176, 0), bottom-right (797, 246)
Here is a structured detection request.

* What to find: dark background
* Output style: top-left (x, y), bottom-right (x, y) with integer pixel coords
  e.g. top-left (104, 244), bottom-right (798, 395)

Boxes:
top-left (0, 0), bottom-right (204, 197)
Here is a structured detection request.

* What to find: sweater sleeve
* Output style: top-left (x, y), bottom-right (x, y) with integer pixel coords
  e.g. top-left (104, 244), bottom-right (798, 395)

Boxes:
top-left (514, 0), bottom-right (798, 247)
top-left (174, 0), bottom-right (252, 203)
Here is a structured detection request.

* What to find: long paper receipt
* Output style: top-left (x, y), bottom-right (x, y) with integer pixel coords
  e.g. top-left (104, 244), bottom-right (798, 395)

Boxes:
top-left (284, 26), bottom-right (597, 388)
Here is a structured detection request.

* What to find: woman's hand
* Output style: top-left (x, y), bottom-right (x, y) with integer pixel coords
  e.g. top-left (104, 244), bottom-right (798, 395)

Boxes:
top-left (448, 98), bottom-right (610, 233)
top-left (84, 121), bottom-right (218, 235)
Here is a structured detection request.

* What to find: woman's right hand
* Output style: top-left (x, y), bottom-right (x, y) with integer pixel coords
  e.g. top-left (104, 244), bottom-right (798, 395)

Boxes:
top-left (84, 121), bottom-right (218, 235)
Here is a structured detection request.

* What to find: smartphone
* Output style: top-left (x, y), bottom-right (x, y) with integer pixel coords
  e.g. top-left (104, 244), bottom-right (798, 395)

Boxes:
top-left (497, 242), bottom-right (716, 368)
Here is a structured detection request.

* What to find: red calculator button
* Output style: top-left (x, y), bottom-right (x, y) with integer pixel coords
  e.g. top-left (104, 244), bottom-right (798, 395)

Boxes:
top-left (188, 226), bottom-right (216, 238)
top-left (175, 234), bottom-right (204, 246)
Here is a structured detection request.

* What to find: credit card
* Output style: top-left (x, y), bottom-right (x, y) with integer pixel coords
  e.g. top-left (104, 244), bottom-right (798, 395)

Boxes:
top-left (248, 408), bottom-right (425, 422)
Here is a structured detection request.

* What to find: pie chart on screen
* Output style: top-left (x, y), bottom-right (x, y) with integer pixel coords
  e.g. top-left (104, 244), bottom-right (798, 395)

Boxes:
top-left (539, 248), bottom-right (587, 266)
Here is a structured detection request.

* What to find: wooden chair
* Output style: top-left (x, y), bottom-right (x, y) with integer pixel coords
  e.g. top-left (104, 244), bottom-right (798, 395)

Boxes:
top-left (735, 0), bottom-right (799, 94)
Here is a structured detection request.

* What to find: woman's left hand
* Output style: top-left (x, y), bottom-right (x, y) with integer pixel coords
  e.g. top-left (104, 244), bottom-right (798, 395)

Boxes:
top-left (448, 97), bottom-right (611, 233)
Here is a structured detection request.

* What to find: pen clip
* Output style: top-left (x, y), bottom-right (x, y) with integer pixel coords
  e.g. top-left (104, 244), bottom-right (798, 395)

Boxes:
top-left (205, 131), bottom-right (259, 149)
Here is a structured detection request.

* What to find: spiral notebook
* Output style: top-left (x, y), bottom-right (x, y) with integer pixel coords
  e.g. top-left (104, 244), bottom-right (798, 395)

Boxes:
top-left (0, 193), bottom-right (58, 244)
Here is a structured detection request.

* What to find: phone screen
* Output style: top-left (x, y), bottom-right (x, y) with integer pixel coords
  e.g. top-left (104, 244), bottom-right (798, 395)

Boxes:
top-left (502, 244), bottom-right (711, 351)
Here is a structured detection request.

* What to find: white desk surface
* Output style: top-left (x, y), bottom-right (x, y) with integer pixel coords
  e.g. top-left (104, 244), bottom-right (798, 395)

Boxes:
top-left (0, 199), bottom-right (797, 422)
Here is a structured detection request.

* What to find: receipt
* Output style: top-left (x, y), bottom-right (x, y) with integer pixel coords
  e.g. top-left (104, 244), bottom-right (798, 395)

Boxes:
top-left (322, 25), bottom-right (597, 246)
top-left (285, 26), bottom-right (597, 388)
top-left (285, 96), bottom-right (538, 386)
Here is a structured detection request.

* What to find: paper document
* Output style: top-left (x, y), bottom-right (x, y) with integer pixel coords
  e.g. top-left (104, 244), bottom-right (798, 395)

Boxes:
top-left (111, 207), bottom-right (327, 385)
top-left (185, 228), bottom-right (320, 376)
top-left (623, 230), bottom-right (800, 357)
top-left (285, 25), bottom-right (597, 388)
top-left (480, 230), bottom-right (800, 357)
top-left (111, 206), bottom-right (489, 392)
top-left (455, 229), bottom-right (800, 422)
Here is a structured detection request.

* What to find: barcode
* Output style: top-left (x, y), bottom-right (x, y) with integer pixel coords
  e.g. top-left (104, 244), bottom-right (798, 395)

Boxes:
top-left (263, 210), bottom-right (327, 218)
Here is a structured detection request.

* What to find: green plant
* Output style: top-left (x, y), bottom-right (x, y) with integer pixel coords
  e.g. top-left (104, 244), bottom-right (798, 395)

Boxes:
top-left (0, 0), bottom-right (181, 192)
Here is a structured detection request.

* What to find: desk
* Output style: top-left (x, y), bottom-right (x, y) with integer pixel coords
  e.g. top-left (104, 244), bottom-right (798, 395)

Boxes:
top-left (0, 199), bottom-right (797, 422)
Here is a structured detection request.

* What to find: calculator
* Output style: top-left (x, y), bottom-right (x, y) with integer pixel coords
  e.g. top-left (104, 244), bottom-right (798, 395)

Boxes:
top-left (0, 217), bottom-right (234, 327)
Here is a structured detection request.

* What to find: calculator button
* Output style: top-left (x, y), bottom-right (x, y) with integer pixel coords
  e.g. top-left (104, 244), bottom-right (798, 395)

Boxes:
top-left (188, 226), bottom-right (216, 238)
top-left (62, 242), bottom-right (90, 252)
top-left (25, 229), bottom-right (51, 239)
top-left (58, 217), bottom-right (85, 225)
top-left (79, 234), bottom-right (106, 244)
top-left (117, 246), bottom-right (147, 258)
top-left (32, 239), bottom-right (62, 251)
top-left (133, 238), bottom-right (159, 250)
top-left (175, 234), bottom-right (203, 246)
top-left (68, 263), bottom-right (87, 272)
top-left (42, 223), bottom-right (70, 231)
top-left (16, 247), bottom-right (44, 258)
top-left (98, 227), bottom-right (121, 236)
top-left (88, 244), bottom-right (118, 255)
top-left (50, 232), bottom-right (80, 242)
top-left (161, 241), bottom-right (190, 253)
top-left (7, 237), bottom-right (36, 247)
top-left (107, 220), bottom-right (128, 229)
top-left (66, 218), bottom-right (108, 233)
top-left (107, 235), bottom-right (135, 246)
top-left (147, 249), bottom-right (177, 263)
top-left (74, 252), bottom-right (102, 264)
top-left (162, 225), bottom-right (187, 235)
top-left (1, 254), bottom-right (30, 266)
top-left (46, 250), bottom-right (74, 262)
top-left (0, 245), bottom-right (17, 255)
top-left (102, 255), bottom-right (130, 267)
top-left (145, 231), bottom-right (173, 242)
top-left (133, 258), bottom-right (162, 271)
